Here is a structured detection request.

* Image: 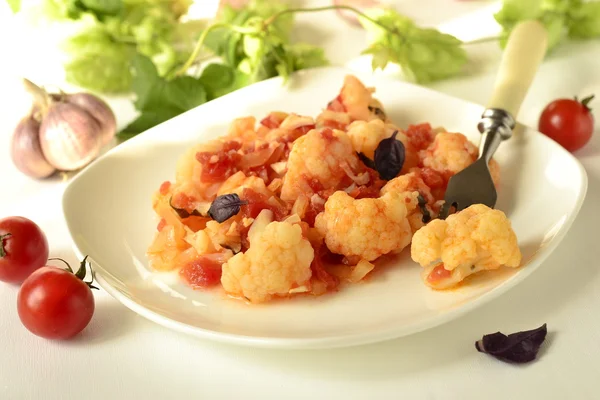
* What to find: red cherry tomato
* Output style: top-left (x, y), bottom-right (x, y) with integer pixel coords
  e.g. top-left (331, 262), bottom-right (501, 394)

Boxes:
top-left (538, 95), bottom-right (595, 152)
top-left (17, 257), bottom-right (97, 340)
top-left (0, 216), bottom-right (49, 284)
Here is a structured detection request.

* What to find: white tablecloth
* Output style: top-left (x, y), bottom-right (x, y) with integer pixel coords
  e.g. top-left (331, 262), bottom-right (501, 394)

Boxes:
top-left (1, 1), bottom-right (599, 399)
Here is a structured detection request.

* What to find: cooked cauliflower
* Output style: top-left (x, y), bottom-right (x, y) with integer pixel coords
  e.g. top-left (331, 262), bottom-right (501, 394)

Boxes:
top-left (217, 171), bottom-right (271, 197)
top-left (328, 75), bottom-right (390, 122)
top-left (419, 132), bottom-right (500, 185)
top-left (411, 204), bottom-right (521, 289)
top-left (315, 109), bottom-right (351, 130)
top-left (315, 190), bottom-right (413, 261)
top-left (220, 217), bottom-right (314, 303)
top-left (381, 172), bottom-right (434, 203)
top-left (281, 128), bottom-right (360, 201)
top-left (380, 173), bottom-right (435, 233)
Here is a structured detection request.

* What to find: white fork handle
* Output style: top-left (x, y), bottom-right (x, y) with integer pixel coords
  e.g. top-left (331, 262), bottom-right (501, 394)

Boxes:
top-left (486, 20), bottom-right (548, 119)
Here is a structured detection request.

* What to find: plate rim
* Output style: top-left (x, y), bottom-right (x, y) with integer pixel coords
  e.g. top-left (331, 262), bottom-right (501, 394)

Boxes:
top-left (62, 66), bottom-right (590, 349)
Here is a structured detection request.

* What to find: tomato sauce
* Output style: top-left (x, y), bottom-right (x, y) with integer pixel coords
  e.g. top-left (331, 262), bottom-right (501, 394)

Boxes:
top-left (416, 167), bottom-right (449, 195)
top-left (159, 181), bottom-right (171, 195)
top-left (240, 188), bottom-right (289, 221)
top-left (322, 119), bottom-right (347, 130)
top-left (260, 112), bottom-right (288, 129)
top-left (311, 242), bottom-right (339, 290)
top-left (170, 192), bottom-right (197, 212)
top-left (326, 95), bottom-right (346, 113)
top-left (427, 264), bottom-right (452, 283)
top-left (156, 218), bottom-right (167, 232)
top-left (321, 128), bottom-right (337, 142)
top-left (179, 258), bottom-right (223, 288)
top-left (196, 150), bottom-right (242, 183)
top-left (405, 123), bottom-right (435, 151)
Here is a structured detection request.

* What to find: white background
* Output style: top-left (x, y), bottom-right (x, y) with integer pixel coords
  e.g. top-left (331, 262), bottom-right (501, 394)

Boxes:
top-left (1, 0), bottom-right (600, 399)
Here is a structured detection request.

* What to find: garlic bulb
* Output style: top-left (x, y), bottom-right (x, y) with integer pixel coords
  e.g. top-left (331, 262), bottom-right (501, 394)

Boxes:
top-left (39, 102), bottom-right (103, 171)
top-left (10, 79), bottom-right (118, 178)
top-left (65, 93), bottom-right (116, 146)
top-left (10, 114), bottom-right (56, 179)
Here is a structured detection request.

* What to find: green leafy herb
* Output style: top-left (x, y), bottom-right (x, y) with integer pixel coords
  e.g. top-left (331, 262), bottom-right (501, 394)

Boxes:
top-left (494, 0), bottom-right (600, 52)
top-left (120, 54), bottom-right (208, 137)
top-left (568, 2), bottom-right (600, 39)
top-left (359, 9), bottom-right (468, 83)
top-left (6, 0), bottom-right (20, 13)
top-left (62, 27), bottom-right (135, 93)
top-left (199, 63), bottom-right (236, 100)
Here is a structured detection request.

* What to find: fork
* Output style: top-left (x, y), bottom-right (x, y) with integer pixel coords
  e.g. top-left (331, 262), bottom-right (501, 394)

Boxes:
top-left (438, 20), bottom-right (549, 219)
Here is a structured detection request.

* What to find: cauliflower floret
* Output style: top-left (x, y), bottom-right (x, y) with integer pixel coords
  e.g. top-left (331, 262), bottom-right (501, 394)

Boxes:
top-left (281, 128), bottom-right (360, 201)
top-left (315, 109), bottom-right (351, 131)
top-left (419, 132), bottom-right (500, 185)
top-left (381, 172), bottom-right (435, 233)
top-left (381, 172), bottom-right (434, 203)
top-left (217, 171), bottom-right (271, 197)
top-left (346, 119), bottom-right (419, 172)
top-left (327, 75), bottom-right (389, 122)
top-left (410, 204), bottom-right (521, 289)
top-left (315, 191), bottom-right (413, 261)
top-left (220, 219), bottom-right (314, 303)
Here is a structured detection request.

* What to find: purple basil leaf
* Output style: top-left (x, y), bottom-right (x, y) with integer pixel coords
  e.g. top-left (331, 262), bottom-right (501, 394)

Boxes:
top-left (374, 131), bottom-right (405, 181)
top-left (417, 193), bottom-right (431, 223)
top-left (357, 152), bottom-right (376, 170)
top-left (169, 197), bottom-right (204, 219)
top-left (475, 323), bottom-right (547, 364)
top-left (208, 193), bottom-right (248, 223)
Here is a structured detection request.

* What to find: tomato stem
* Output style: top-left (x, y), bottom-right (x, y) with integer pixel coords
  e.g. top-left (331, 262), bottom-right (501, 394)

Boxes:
top-left (48, 257), bottom-right (74, 273)
top-left (0, 233), bottom-right (11, 257)
top-left (581, 94), bottom-right (595, 111)
top-left (75, 255), bottom-right (88, 280)
top-left (76, 256), bottom-right (99, 290)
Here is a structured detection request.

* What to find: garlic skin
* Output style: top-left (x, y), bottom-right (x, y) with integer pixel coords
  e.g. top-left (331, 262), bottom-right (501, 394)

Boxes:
top-left (65, 93), bottom-right (116, 146)
top-left (39, 102), bottom-right (102, 171)
top-left (10, 115), bottom-right (56, 179)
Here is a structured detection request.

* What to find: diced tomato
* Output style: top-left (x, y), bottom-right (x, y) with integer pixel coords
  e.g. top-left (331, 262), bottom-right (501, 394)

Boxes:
top-left (427, 264), bottom-right (452, 283)
top-left (322, 119), bottom-right (347, 130)
top-left (311, 242), bottom-right (339, 291)
top-left (171, 192), bottom-right (197, 212)
top-left (303, 202), bottom-right (324, 227)
top-left (196, 149), bottom-right (242, 183)
top-left (180, 257), bottom-right (223, 289)
top-left (405, 123), bottom-right (435, 151)
top-left (291, 124), bottom-right (315, 137)
top-left (239, 224), bottom-right (251, 252)
top-left (181, 216), bottom-right (209, 232)
top-left (159, 181), bottom-right (171, 195)
top-left (305, 176), bottom-right (325, 192)
top-left (240, 188), bottom-right (289, 221)
top-left (347, 185), bottom-right (380, 199)
top-left (418, 167), bottom-right (448, 192)
top-left (157, 218), bottom-right (167, 232)
top-left (223, 141), bottom-right (242, 152)
top-left (321, 128), bottom-right (336, 141)
top-left (327, 95), bottom-right (346, 113)
top-left (260, 112), bottom-right (288, 129)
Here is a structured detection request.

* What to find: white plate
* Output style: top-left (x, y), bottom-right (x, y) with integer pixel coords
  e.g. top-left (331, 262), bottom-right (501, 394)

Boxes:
top-left (62, 66), bottom-right (587, 349)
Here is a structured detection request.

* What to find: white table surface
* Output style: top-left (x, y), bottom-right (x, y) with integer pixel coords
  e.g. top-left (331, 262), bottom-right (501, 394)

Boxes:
top-left (1, 1), bottom-right (600, 399)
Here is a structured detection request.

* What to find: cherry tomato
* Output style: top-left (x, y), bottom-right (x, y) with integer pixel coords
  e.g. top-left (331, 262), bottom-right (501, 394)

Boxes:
top-left (538, 95), bottom-right (595, 152)
top-left (17, 257), bottom-right (97, 340)
top-left (0, 216), bottom-right (49, 284)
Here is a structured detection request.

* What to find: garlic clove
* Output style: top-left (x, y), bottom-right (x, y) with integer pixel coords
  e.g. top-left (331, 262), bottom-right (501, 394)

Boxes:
top-left (10, 115), bottom-right (56, 179)
top-left (39, 102), bottom-right (103, 171)
top-left (65, 93), bottom-right (116, 147)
